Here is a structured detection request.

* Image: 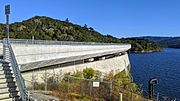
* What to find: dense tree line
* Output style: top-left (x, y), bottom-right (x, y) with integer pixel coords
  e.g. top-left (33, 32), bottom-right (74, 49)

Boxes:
top-left (0, 16), bottom-right (161, 52)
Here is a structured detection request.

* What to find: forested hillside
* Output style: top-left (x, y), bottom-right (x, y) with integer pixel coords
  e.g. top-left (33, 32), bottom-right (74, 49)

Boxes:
top-left (0, 16), bottom-right (161, 52)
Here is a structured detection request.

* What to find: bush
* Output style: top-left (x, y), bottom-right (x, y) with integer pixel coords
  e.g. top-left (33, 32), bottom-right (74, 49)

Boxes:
top-left (129, 83), bottom-right (138, 92)
top-left (94, 71), bottom-right (102, 79)
top-left (83, 67), bottom-right (95, 79)
top-left (72, 71), bottom-right (83, 78)
top-left (114, 70), bottom-right (131, 87)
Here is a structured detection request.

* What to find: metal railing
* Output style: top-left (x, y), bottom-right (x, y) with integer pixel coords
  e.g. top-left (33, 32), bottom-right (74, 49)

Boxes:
top-left (2, 38), bottom-right (131, 46)
top-left (24, 67), bottom-right (178, 101)
top-left (25, 72), bottom-right (150, 101)
top-left (3, 39), bottom-right (28, 101)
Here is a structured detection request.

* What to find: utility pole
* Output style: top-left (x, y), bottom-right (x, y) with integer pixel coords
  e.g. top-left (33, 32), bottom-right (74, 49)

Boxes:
top-left (3, 5), bottom-right (10, 62)
top-left (5, 5), bottom-right (10, 43)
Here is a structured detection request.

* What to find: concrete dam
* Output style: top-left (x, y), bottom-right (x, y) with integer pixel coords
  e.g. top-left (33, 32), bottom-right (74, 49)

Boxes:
top-left (0, 39), bottom-right (131, 100)
top-left (0, 39), bottom-right (131, 82)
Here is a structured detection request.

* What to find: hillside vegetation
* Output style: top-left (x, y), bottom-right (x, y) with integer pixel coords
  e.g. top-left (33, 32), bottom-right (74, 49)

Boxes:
top-left (0, 16), bottom-right (161, 52)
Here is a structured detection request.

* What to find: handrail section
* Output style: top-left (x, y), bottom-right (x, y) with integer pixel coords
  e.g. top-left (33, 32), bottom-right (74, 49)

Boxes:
top-left (3, 39), bottom-right (28, 101)
top-left (9, 44), bottom-right (28, 101)
top-left (2, 38), bottom-right (131, 46)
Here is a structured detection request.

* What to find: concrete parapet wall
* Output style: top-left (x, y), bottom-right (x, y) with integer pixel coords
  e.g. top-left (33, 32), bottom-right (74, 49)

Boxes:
top-left (11, 44), bottom-right (130, 66)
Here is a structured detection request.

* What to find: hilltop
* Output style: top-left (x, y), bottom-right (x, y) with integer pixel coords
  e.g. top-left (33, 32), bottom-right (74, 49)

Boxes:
top-left (0, 16), bottom-right (161, 52)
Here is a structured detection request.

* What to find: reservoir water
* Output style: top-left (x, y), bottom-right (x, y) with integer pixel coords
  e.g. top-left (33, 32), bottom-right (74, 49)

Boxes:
top-left (129, 48), bottom-right (180, 99)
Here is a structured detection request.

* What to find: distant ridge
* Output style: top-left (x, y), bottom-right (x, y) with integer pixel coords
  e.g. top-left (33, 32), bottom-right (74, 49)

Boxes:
top-left (137, 36), bottom-right (180, 48)
top-left (0, 16), bottom-right (161, 52)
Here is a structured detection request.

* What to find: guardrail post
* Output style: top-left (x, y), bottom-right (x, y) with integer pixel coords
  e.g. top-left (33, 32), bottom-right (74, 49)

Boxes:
top-left (118, 93), bottom-right (122, 101)
top-left (89, 80), bottom-right (92, 96)
top-left (3, 39), bottom-right (10, 62)
top-left (45, 70), bottom-right (47, 91)
top-left (156, 93), bottom-right (159, 101)
top-left (109, 80), bottom-right (112, 100)
top-left (67, 75), bottom-right (69, 93)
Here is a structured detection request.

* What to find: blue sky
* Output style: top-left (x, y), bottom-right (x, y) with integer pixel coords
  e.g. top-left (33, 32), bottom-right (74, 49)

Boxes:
top-left (0, 0), bottom-right (180, 37)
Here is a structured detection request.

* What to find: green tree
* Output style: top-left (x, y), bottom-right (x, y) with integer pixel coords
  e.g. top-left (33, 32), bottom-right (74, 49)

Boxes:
top-left (83, 24), bottom-right (87, 28)
top-left (0, 16), bottom-right (161, 53)
top-left (89, 27), bottom-right (94, 31)
top-left (65, 18), bottom-right (69, 22)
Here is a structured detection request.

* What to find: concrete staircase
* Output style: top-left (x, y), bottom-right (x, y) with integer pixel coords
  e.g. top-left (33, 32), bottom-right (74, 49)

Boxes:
top-left (0, 61), bottom-right (20, 101)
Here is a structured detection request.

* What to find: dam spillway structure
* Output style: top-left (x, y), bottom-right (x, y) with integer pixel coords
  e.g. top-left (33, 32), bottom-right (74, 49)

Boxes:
top-left (0, 38), bottom-right (131, 100)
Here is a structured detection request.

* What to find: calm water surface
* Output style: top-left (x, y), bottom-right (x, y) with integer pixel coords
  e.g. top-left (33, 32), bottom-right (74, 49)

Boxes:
top-left (129, 48), bottom-right (180, 99)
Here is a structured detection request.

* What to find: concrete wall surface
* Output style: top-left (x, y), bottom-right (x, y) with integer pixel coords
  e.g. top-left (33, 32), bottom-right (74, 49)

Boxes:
top-left (22, 53), bottom-right (130, 86)
top-left (0, 39), bottom-right (131, 70)
top-left (11, 44), bottom-right (130, 65)
top-left (6, 43), bottom-right (130, 71)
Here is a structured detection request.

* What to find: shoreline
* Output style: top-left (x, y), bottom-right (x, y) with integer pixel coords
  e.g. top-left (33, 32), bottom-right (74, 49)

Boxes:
top-left (129, 49), bottom-right (162, 53)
